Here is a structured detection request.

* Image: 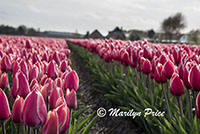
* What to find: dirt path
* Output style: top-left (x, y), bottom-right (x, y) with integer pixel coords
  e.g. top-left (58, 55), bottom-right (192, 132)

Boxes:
top-left (70, 49), bottom-right (144, 134)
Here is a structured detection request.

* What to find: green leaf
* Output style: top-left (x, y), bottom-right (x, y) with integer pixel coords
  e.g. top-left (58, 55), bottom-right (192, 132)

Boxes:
top-left (82, 116), bottom-right (98, 134)
top-left (77, 112), bottom-right (95, 131)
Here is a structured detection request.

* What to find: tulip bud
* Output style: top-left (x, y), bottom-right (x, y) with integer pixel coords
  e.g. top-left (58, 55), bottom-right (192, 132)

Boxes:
top-left (65, 89), bottom-right (77, 109)
top-left (0, 88), bottom-right (11, 120)
top-left (164, 60), bottom-right (175, 79)
top-left (55, 97), bottom-right (66, 108)
top-left (60, 60), bottom-right (68, 72)
top-left (56, 104), bottom-right (70, 133)
top-left (154, 63), bottom-right (167, 83)
top-left (142, 59), bottom-right (152, 74)
top-left (42, 110), bottom-right (59, 134)
top-left (49, 87), bottom-right (63, 109)
top-left (30, 78), bottom-right (38, 91)
top-left (11, 95), bottom-right (24, 123)
top-left (1, 55), bottom-right (12, 71)
top-left (183, 62), bottom-right (193, 89)
top-left (23, 89), bottom-right (47, 127)
top-left (64, 70), bottom-right (79, 91)
top-left (170, 73), bottom-right (184, 96)
top-left (189, 64), bottom-right (200, 91)
top-left (47, 60), bottom-right (58, 79)
top-left (0, 72), bottom-right (9, 89)
top-left (29, 65), bottom-right (39, 83)
top-left (19, 60), bottom-right (29, 80)
top-left (40, 84), bottom-right (49, 102)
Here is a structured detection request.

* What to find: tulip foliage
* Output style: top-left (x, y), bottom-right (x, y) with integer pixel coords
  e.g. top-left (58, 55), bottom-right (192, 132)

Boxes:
top-left (68, 38), bottom-right (200, 134)
top-left (0, 36), bottom-right (96, 134)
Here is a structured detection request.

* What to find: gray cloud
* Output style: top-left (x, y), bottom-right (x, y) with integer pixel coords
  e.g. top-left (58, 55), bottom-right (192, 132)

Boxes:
top-left (0, 0), bottom-right (200, 35)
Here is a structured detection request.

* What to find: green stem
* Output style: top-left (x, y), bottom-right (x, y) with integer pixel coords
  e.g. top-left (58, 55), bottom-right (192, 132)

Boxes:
top-left (177, 96), bottom-right (183, 120)
top-left (1, 121), bottom-right (5, 134)
top-left (186, 89), bottom-right (192, 120)
top-left (162, 84), bottom-right (172, 119)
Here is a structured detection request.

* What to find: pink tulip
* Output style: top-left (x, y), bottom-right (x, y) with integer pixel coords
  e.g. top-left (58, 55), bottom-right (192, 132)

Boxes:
top-left (11, 95), bottom-right (24, 123)
top-left (0, 72), bottom-right (9, 89)
top-left (189, 64), bottom-right (200, 91)
top-left (60, 60), bottom-right (68, 72)
top-left (0, 88), bottom-right (11, 120)
top-left (23, 89), bottom-right (47, 127)
top-left (64, 70), bottom-right (79, 91)
top-left (163, 60), bottom-right (175, 79)
top-left (65, 89), bottom-right (77, 109)
top-left (42, 110), bottom-right (59, 134)
top-left (49, 87), bottom-right (63, 109)
top-left (142, 59), bottom-right (152, 74)
top-left (55, 97), bottom-right (66, 108)
top-left (30, 78), bottom-right (38, 91)
top-left (56, 104), bottom-right (70, 133)
top-left (154, 63), bottom-right (167, 83)
top-left (47, 60), bottom-right (58, 79)
top-left (29, 65), bottom-right (39, 83)
top-left (1, 55), bottom-right (12, 71)
top-left (183, 62), bottom-right (193, 89)
top-left (19, 59), bottom-right (29, 80)
top-left (170, 73), bottom-right (184, 96)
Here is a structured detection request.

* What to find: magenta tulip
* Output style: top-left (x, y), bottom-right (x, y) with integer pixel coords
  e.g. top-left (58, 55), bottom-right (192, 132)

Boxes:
top-left (65, 89), bottom-right (77, 109)
top-left (0, 72), bottom-right (9, 89)
top-left (49, 87), bottom-right (63, 109)
top-left (1, 55), bottom-right (12, 71)
top-left (164, 60), bottom-right (175, 79)
top-left (11, 95), bottom-right (24, 123)
top-left (0, 88), bottom-right (10, 120)
top-left (142, 59), bottom-right (152, 74)
top-left (23, 89), bottom-right (47, 127)
top-left (189, 64), bottom-right (200, 91)
top-left (64, 70), bottom-right (79, 91)
top-left (47, 60), bottom-right (58, 79)
top-left (170, 73), bottom-right (184, 96)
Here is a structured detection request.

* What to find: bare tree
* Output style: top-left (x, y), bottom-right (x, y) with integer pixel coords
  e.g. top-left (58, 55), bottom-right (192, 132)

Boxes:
top-left (161, 12), bottom-right (186, 41)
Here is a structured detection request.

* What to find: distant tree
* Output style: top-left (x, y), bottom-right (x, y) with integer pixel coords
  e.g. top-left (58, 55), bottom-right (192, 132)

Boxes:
top-left (188, 29), bottom-right (200, 44)
top-left (161, 12), bottom-right (186, 41)
top-left (147, 29), bottom-right (155, 38)
top-left (17, 25), bottom-right (27, 35)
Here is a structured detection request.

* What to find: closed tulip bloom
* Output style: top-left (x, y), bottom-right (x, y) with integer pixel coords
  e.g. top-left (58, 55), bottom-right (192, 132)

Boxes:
top-left (19, 60), bottom-right (29, 80)
top-left (154, 63), bottom-right (167, 83)
top-left (15, 70), bottom-right (30, 98)
top-left (0, 72), bottom-right (9, 89)
top-left (60, 60), bottom-right (68, 72)
top-left (49, 87), bottom-right (63, 109)
top-left (42, 110), bottom-right (59, 134)
top-left (64, 70), bottom-right (79, 91)
top-left (23, 89), bottom-right (47, 127)
top-left (30, 78), bottom-right (38, 91)
top-left (56, 104), bottom-right (70, 133)
top-left (195, 92), bottom-right (200, 118)
top-left (55, 97), bottom-right (66, 108)
top-left (189, 64), bottom-right (200, 91)
top-left (170, 73), bottom-right (184, 96)
top-left (29, 65), bottom-right (39, 83)
top-left (40, 84), bottom-right (49, 102)
top-left (65, 89), bottom-right (77, 109)
top-left (142, 59), bottom-right (152, 74)
top-left (183, 62), bottom-right (193, 89)
top-left (1, 55), bottom-right (12, 71)
top-left (54, 78), bottom-right (63, 89)
top-left (11, 95), bottom-right (24, 123)
top-left (47, 60), bottom-right (58, 79)
top-left (164, 60), bottom-right (175, 79)
top-left (0, 88), bottom-right (11, 120)
top-left (40, 75), bottom-right (48, 86)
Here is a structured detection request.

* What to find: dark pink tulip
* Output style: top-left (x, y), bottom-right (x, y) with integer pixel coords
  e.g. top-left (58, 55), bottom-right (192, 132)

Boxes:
top-left (1, 55), bottom-right (12, 71)
top-left (189, 64), bottom-right (200, 91)
top-left (54, 78), bottom-right (63, 89)
top-left (56, 104), bottom-right (70, 133)
top-left (30, 78), bottom-right (38, 91)
top-left (154, 63), bottom-right (167, 83)
top-left (142, 59), bottom-right (152, 74)
top-left (11, 95), bottom-right (24, 123)
top-left (0, 88), bottom-right (11, 120)
top-left (60, 60), bottom-right (68, 72)
top-left (52, 51), bottom-right (60, 64)
top-left (49, 87), bottom-right (63, 109)
top-left (163, 60), bottom-right (175, 79)
top-left (42, 110), bottom-right (59, 134)
top-left (0, 72), bottom-right (9, 89)
top-left (65, 89), bottom-right (77, 109)
top-left (55, 97), bottom-right (66, 108)
top-left (170, 73), bottom-right (184, 96)
top-left (25, 40), bottom-right (32, 49)
top-left (29, 65), bottom-right (39, 82)
top-left (183, 62), bottom-right (193, 89)
top-left (40, 84), bottom-right (49, 102)
top-left (64, 70), bottom-right (79, 91)
top-left (19, 59), bottom-right (29, 80)
top-left (12, 61), bottom-right (20, 77)
top-left (47, 60), bottom-right (58, 79)
top-left (40, 75), bottom-right (48, 86)
top-left (23, 89), bottom-right (47, 127)
top-left (15, 70), bottom-right (30, 98)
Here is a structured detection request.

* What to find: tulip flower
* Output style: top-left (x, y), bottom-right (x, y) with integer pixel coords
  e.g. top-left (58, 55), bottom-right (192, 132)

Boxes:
top-left (189, 64), bottom-right (200, 91)
top-left (56, 104), bottom-right (70, 133)
top-left (142, 59), bottom-right (152, 74)
top-left (1, 54), bottom-right (12, 71)
top-left (19, 59), bottom-right (29, 80)
top-left (49, 87), bottom-right (63, 109)
top-left (23, 89), bottom-right (47, 127)
top-left (47, 60), bottom-right (58, 79)
top-left (42, 110), bottom-right (59, 134)
top-left (163, 60), bottom-right (175, 79)
top-left (11, 95), bottom-right (24, 123)
top-left (0, 88), bottom-right (11, 120)
top-left (30, 78), bottom-right (38, 91)
top-left (60, 60), bottom-right (68, 72)
top-left (170, 73), bottom-right (184, 96)
top-left (183, 62), bottom-right (193, 89)
top-left (64, 70), bottom-right (79, 91)
top-left (154, 63), bottom-right (167, 83)
top-left (55, 97), bottom-right (66, 108)
top-left (65, 89), bottom-right (77, 109)
top-left (29, 65), bottom-right (39, 83)
top-left (0, 72), bottom-right (9, 89)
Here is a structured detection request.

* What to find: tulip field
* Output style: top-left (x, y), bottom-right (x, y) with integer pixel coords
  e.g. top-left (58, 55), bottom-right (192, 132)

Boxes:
top-left (0, 35), bottom-right (97, 134)
top-left (67, 38), bottom-right (200, 134)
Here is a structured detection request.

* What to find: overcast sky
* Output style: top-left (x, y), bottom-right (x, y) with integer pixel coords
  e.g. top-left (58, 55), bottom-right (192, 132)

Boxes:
top-left (1, 0), bottom-right (200, 35)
